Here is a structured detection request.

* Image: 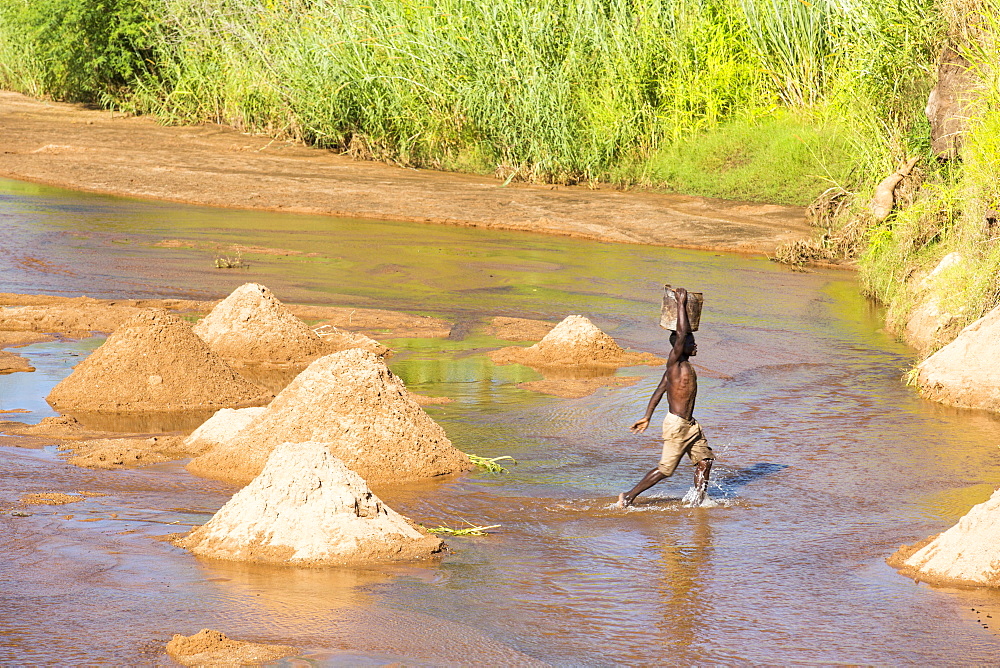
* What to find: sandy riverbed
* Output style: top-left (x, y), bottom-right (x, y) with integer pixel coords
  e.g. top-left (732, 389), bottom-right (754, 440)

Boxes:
top-left (0, 90), bottom-right (812, 255)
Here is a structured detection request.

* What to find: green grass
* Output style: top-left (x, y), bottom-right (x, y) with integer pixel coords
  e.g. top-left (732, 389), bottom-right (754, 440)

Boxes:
top-left (643, 110), bottom-right (854, 205)
top-left (853, 0), bottom-right (1000, 348)
top-left (465, 454), bottom-right (518, 474)
top-left (423, 522), bottom-right (501, 536)
top-left (0, 0), bottom-right (943, 201)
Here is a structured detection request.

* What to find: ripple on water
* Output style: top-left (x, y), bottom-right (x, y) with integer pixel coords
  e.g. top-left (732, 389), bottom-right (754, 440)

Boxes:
top-left (3, 179), bottom-right (1000, 663)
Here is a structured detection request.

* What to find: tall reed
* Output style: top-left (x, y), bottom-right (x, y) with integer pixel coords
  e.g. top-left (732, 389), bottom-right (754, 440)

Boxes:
top-left (0, 0), bottom-right (942, 193)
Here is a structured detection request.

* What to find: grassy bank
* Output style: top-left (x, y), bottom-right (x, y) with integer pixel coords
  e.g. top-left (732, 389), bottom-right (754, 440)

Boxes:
top-left (832, 0), bottom-right (1000, 350)
top-left (0, 0), bottom-right (942, 205)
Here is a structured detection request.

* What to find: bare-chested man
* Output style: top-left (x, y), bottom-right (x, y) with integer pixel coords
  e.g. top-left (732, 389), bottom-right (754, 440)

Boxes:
top-left (617, 287), bottom-right (714, 508)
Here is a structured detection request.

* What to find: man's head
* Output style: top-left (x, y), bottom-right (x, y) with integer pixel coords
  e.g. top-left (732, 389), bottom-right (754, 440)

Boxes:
top-left (669, 330), bottom-right (697, 357)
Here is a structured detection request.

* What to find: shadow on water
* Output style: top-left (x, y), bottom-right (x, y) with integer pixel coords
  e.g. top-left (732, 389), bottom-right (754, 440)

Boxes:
top-left (4, 178), bottom-right (1000, 664)
top-left (715, 462), bottom-right (789, 496)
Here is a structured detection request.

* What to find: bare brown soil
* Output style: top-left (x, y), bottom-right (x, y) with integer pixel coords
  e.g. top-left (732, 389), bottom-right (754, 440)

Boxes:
top-left (0, 331), bottom-right (55, 347)
top-left (0, 90), bottom-right (811, 255)
top-left (3, 415), bottom-right (104, 440)
top-left (19, 492), bottom-right (84, 506)
top-left (166, 629), bottom-right (297, 667)
top-left (486, 316), bottom-right (557, 341)
top-left (0, 292), bottom-right (450, 340)
top-left (0, 416), bottom-right (203, 468)
top-left (58, 435), bottom-right (194, 470)
top-left (0, 350), bottom-right (33, 373)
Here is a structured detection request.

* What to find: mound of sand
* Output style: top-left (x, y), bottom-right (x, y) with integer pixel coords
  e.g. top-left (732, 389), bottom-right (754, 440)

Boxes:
top-left (489, 315), bottom-right (663, 369)
top-left (166, 629), bottom-right (297, 667)
top-left (178, 441), bottom-right (444, 565)
top-left (915, 304), bottom-right (1000, 412)
top-left (193, 283), bottom-right (327, 365)
top-left (46, 311), bottom-right (273, 413)
top-left (0, 350), bottom-right (33, 373)
top-left (187, 348), bottom-right (470, 486)
top-left (888, 488), bottom-right (1000, 587)
top-left (184, 407), bottom-right (267, 453)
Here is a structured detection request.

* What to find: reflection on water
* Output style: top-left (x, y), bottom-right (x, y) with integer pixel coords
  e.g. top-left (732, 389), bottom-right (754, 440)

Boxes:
top-left (3, 178), bottom-right (1000, 664)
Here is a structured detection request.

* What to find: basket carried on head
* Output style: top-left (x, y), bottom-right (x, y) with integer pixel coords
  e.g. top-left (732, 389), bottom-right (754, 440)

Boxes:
top-left (660, 284), bottom-right (703, 331)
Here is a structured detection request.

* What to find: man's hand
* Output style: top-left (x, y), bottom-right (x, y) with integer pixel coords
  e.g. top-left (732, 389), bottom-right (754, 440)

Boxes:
top-left (675, 287), bottom-right (688, 303)
top-left (630, 418), bottom-right (650, 433)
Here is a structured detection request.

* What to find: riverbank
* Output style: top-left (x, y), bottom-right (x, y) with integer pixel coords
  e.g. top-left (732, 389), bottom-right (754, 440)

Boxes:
top-left (0, 90), bottom-right (812, 256)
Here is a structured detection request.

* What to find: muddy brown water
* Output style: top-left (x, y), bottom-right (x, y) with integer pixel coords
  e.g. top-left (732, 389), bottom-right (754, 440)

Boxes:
top-left (3, 177), bottom-right (1000, 664)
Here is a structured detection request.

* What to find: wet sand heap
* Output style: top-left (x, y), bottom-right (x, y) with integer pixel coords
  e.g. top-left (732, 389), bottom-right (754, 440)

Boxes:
top-left (178, 441), bottom-right (444, 565)
top-left (193, 283), bottom-right (327, 365)
top-left (889, 487), bottom-right (1000, 587)
top-left (166, 629), bottom-right (297, 666)
top-left (187, 348), bottom-right (471, 486)
top-left (46, 311), bottom-right (273, 412)
top-left (489, 315), bottom-right (662, 369)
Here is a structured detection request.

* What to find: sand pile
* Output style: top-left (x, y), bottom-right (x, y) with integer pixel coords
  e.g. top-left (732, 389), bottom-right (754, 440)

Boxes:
top-left (178, 441), bottom-right (444, 565)
top-left (166, 629), bottom-right (297, 667)
top-left (889, 488), bottom-right (1000, 587)
top-left (46, 311), bottom-right (273, 412)
top-left (193, 283), bottom-right (327, 365)
top-left (187, 348), bottom-right (470, 486)
top-left (490, 315), bottom-right (663, 369)
top-left (184, 407), bottom-right (267, 453)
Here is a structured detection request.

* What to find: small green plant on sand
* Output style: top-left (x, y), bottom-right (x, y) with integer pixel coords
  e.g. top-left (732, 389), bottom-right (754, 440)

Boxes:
top-left (214, 250), bottom-right (246, 269)
top-left (423, 521), bottom-right (501, 536)
top-left (903, 364), bottom-right (921, 387)
top-left (465, 454), bottom-right (517, 474)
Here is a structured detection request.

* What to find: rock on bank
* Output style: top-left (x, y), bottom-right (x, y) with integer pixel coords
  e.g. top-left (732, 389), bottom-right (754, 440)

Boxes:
top-left (915, 304), bottom-right (1000, 412)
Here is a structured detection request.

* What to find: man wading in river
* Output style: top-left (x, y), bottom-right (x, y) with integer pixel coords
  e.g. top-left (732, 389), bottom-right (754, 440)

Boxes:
top-left (617, 287), bottom-right (714, 508)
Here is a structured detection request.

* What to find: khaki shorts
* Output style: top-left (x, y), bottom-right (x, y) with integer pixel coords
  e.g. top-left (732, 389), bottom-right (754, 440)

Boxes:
top-left (658, 412), bottom-right (714, 477)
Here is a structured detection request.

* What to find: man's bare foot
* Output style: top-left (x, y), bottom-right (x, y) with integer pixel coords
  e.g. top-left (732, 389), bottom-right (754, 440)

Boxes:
top-left (617, 492), bottom-right (632, 509)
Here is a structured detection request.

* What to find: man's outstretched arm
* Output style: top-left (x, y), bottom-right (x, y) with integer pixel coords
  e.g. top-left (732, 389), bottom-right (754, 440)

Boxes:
top-left (631, 370), bottom-right (669, 433)
top-left (632, 287), bottom-right (689, 433)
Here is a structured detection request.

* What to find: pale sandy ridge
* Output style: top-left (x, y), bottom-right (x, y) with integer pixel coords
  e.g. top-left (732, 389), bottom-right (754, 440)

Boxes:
top-left (0, 90), bottom-right (810, 254)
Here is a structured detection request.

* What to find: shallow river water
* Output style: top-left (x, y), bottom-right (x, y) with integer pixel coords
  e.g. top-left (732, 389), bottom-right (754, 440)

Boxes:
top-left (3, 177), bottom-right (1000, 664)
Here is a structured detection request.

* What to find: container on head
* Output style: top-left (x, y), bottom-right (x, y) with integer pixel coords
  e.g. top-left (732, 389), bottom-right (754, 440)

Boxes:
top-left (660, 284), bottom-right (703, 331)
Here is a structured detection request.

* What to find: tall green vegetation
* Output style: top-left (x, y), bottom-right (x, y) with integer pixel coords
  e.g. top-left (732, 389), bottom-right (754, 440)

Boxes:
top-left (855, 0), bottom-right (1000, 344)
top-left (0, 0), bottom-right (154, 103)
top-left (0, 0), bottom-right (943, 202)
